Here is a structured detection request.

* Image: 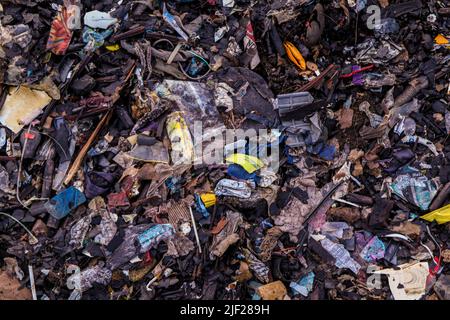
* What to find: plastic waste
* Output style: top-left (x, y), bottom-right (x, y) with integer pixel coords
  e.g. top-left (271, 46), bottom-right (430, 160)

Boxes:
top-left (82, 27), bottom-right (113, 51)
top-left (166, 111), bottom-right (194, 165)
top-left (46, 4), bottom-right (80, 55)
top-left (389, 172), bottom-right (439, 210)
top-left (0, 87), bottom-right (52, 134)
top-left (215, 179), bottom-right (252, 198)
top-left (319, 236), bottom-right (361, 274)
top-left (44, 187), bottom-right (87, 219)
top-left (420, 204), bottom-right (450, 224)
top-left (373, 18), bottom-right (400, 35)
top-left (359, 236), bottom-right (385, 262)
top-left (138, 224), bottom-right (175, 252)
top-left (290, 272), bottom-right (315, 297)
top-left (276, 92), bottom-right (314, 116)
top-left (225, 154), bottom-right (264, 174)
top-left (373, 262), bottom-right (429, 300)
top-left (162, 3), bottom-right (189, 41)
top-left (256, 281), bottom-right (287, 300)
top-left (83, 11), bottom-right (118, 29)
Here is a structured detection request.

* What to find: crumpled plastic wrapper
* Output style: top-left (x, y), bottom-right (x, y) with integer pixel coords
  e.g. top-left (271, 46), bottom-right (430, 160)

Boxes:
top-left (319, 237), bottom-right (361, 274)
top-left (67, 265), bottom-right (112, 293)
top-left (389, 172), bottom-right (439, 210)
top-left (242, 248), bottom-right (269, 283)
top-left (69, 215), bottom-right (92, 250)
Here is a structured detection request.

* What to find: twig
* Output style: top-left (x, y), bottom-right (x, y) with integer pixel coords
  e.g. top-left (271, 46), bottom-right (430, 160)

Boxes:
top-left (63, 110), bottom-right (112, 185)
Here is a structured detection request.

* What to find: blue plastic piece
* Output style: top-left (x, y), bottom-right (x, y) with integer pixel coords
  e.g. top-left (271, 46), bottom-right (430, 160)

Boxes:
top-left (138, 224), bottom-right (175, 251)
top-left (290, 272), bottom-right (315, 296)
top-left (194, 194), bottom-right (209, 218)
top-left (318, 144), bottom-right (336, 160)
top-left (45, 187), bottom-right (86, 219)
top-left (227, 164), bottom-right (261, 184)
top-left (309, 142), bottom-right (336, 161)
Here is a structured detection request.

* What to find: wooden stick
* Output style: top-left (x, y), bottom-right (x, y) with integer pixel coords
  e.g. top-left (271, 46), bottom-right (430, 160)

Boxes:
top-left (62, 63), bottom-right (136, 186)
top-left (63, 110), bottom-right (112, 185)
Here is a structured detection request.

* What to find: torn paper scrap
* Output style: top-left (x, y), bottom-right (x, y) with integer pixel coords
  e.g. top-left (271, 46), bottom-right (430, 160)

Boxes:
top-left (0, 86), bottom-right (51, 134)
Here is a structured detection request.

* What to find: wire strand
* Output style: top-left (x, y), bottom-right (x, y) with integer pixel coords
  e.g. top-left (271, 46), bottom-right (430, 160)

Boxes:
top-left (0, 212), bottom-right (38, 244)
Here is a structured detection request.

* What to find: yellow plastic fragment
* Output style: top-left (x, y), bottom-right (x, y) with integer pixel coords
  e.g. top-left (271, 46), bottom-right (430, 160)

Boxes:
top-left (435, 34), bottom-right (449, 45)
top-left (283, 41), bottom-right (306, 70)
top-left (105, 44), bottom-right (120, 51)
top-left (166, 111), bottom-right (194, 165)
top-left (225, 153), bottom-right (264, 173)
top-left (200, 193), bottom-right (216, 208)
top-left (420, 203), bottom-right (450, 224)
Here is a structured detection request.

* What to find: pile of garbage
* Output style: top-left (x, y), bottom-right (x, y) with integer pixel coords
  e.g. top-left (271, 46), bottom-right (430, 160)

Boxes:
top-left (0, 0), bottom-right (449, 300)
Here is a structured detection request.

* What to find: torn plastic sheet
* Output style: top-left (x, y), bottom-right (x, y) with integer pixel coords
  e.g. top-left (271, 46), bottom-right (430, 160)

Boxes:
top-left (355, 39), bottom-right (402, 64)
top-left (138, 224), bottom-right (175, 252)
top-left (92, 198), bottom-right (118, 246)
top-left (373, 262), bottom-right (429, 300)
top-left (44, 186), bottom-right (87, 220)
top-left (215, 179), bottom-right (252, 198)
top-left (389, 173), bottom-right (439, 210)
top-left (214, 82), bottom-right (234, 112)
top-left (84, 171), bottom-right (115, 199)
top-left (359, 236), bottom-right (385, 262)
top-left (388, 99), bottom-right (420, 128)
top-left (67, 265), bottom-right (112, 293)
top-left (107, 224), bottom-right (151, 270)
top-left (214, 25), bottom-right (229, 42)
top-left (82, 27), bottom-right (113, 52)
top-left (359, 101), bottom-right (383, 128)
top-left (420, 204), bottom-right (450, 224)
top-left (275, 177), bottom-right (348, 241)
top-left (162, 3), bottom-right (189, 41)
top-left (227, 164), bottom-right (260, 184)
top-left (225, 154), bottom-right (264, 174)
top-left (0, 22), bottom-right (31, 45)
top-left (320, 222), bottom-right (352, 240)
top-left (242, 248), bottom-right (270, 283)
top-left (195, 194), bottom-right (210, 218)
top-left (308, 142), bottom-right (336, 161)
top-left (0, 86), bottom-right (51, 134)
top-left (283, 112), bottom-right (322, 147)
top-left (290, 272), bottom-right (315, 297)
top-left (401, 135), bottom-right (438, 156)
top-left (445, 111), bottom-right (450, 134)
top-left (46, 4), bottom-right (80, 55)
top-left (210, 211), bottom-right (242, 258)
top-left (243, 20), bottom-right (261, 70)
top-left (84, 10), bottom-right (118, 29)
top-left (156, 80), bottom-right (226, 151)
top-left (128, 142), bottom-right (170, 163)
top-left (434, 275), bottom-right (450, 300)
top-left (319, 237), bottom-right (361, 274)
top-left (69, 215), bottom-right (91, 250)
